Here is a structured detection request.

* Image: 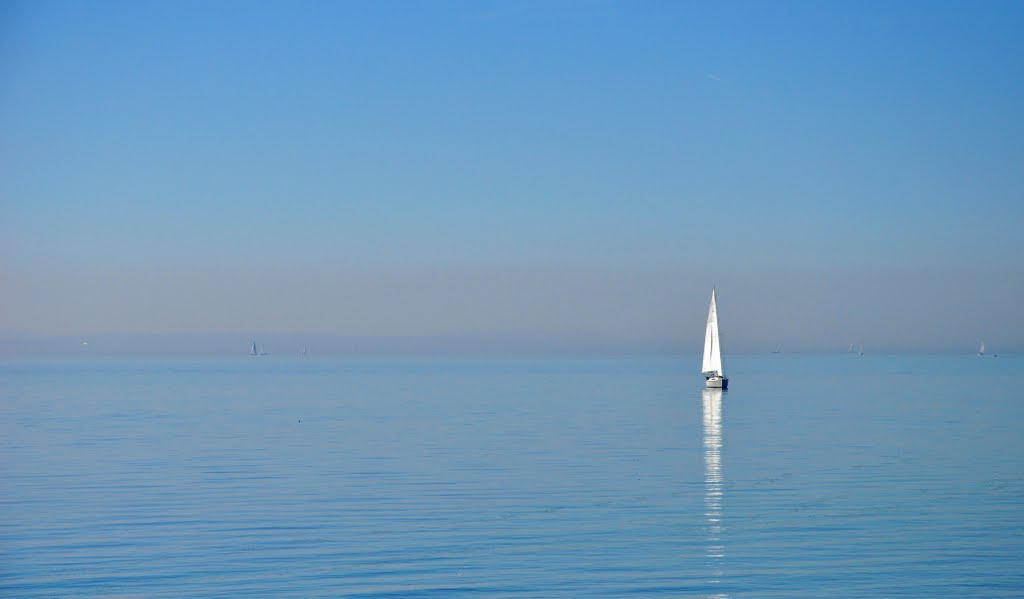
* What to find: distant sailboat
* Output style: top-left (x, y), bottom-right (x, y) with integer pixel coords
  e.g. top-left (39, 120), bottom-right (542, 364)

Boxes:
top-left (978, 340), bottom-right (985, 356)
top-left (250, 341), bottom-right (258, 356)
top-left (300, 347), bottom-right (307, 357)
top-left (848, 343), bottom-right (855, 353)
top-left (701, 288), bottom-right (728, 389)
top-left (259, 345), bottom-right (268, 356)
top-left (858, 344), bottom-right (864, 356)
top-left (772, 345), bottom-right (781, 354)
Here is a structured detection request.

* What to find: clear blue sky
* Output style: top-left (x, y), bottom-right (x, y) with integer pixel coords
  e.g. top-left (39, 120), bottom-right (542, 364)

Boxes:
top-left (2, 1), bottom-right (1022, 352)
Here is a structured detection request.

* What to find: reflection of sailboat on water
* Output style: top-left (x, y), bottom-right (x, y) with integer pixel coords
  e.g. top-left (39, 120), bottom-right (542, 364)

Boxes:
top-left (703, 388), bottom-right (726, 596)
top-left (701, 288), bottom-right (728, 389)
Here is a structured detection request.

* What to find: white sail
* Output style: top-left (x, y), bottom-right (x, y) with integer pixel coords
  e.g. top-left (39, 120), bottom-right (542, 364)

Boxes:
top-left (702, 289), bottom-right (724, 376)
top-left (251, 341), bottom-right (258, 356)
top-left (979, 341), bottom-right (985, 355)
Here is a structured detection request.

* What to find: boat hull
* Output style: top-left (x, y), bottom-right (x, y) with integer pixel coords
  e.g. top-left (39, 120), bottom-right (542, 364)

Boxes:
top-left (705, 375), bottom-right (728, 389)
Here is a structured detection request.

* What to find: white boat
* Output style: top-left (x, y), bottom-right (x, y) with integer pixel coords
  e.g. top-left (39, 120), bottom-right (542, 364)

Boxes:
top-left (978, 340), bottom-right (985, 356)
top-left (701, 288), bottom-right (728, 389)
top-left (250, 341), bottom-right (258, 356)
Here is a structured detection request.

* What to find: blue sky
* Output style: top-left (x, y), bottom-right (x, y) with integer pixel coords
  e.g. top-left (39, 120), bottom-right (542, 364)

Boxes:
top-left (2, 1), bottom-right (1023, 352)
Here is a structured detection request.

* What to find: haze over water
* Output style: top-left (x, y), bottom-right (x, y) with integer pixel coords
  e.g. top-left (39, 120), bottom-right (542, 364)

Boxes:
top-left (3, 2), bottom-right (1023, 353)
top-left (2, 354), bottom-right (1022, 596)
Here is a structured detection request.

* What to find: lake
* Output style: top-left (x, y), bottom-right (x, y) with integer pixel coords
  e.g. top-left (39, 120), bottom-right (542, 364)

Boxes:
top-left (2, 354), bottom-right (1022, 597)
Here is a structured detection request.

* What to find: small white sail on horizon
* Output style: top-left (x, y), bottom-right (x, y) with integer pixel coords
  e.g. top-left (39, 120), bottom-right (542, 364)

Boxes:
top-left (250, 341), bottom-right (258, 356)
top-left (702, 288), bottom-right (728, 389)
top-left (979, 340), bottom-right (985, 356)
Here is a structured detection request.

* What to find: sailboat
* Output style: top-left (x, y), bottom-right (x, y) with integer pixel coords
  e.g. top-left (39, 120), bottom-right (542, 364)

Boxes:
top-left (701, 288), bottom-right (728, 389)
top-left (978, 340), bottom-right (985, 356)
top-left (250, 341), bottom-right (258, 356)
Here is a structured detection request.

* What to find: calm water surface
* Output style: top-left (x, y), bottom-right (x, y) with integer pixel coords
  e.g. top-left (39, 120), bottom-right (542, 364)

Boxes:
top-left (2, 354), bottom-right (1022, 597)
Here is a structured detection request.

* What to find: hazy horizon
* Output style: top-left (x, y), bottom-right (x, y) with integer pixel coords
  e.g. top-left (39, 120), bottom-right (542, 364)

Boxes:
top-left (1, 332), bottom-right (1015, 358)
top-left (3, 2), bottom-right (1023, 355)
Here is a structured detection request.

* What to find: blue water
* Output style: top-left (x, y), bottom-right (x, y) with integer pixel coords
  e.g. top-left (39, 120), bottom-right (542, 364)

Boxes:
top-left (2, 354), bottom-right (1022, 597)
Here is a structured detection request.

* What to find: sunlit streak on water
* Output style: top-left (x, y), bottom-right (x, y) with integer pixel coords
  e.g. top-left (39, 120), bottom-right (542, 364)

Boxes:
top-left (703, 388), bottom-right (726, 597)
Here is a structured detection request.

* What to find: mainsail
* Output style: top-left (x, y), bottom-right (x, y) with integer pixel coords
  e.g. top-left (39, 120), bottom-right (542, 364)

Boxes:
top-left (702, 289), bottom-right (724, 376)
